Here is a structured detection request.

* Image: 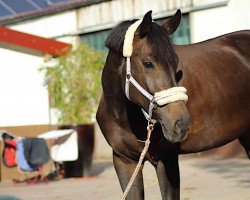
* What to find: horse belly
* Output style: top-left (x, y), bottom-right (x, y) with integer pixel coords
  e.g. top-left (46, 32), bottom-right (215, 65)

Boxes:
top-left (181, 93), bottom-right (250, 153)
top-left (179, 117), bottom-right (248, 154)
top-left (179, 72), bottom-right (250, 153)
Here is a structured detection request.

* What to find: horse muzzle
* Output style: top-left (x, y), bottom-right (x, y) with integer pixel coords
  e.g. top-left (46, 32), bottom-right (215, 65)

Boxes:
top-left (157, 103), bottom-right (191, 143)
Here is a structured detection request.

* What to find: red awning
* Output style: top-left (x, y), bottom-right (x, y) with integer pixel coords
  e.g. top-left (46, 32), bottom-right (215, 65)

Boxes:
top-left (0, 26), bottom-right (72, 57)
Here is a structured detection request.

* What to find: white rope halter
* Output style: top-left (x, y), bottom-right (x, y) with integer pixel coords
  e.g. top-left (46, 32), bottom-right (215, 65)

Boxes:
top-left (123, 19), bottom-right (188, 123)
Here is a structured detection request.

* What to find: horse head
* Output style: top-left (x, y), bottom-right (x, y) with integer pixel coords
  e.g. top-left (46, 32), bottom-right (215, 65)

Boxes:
top-left (105, 10), bottom-right (191, 143)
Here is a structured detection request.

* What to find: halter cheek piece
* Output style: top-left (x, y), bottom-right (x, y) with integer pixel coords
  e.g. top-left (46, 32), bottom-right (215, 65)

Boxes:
top-left (123, 19), bottom-right (188, 123)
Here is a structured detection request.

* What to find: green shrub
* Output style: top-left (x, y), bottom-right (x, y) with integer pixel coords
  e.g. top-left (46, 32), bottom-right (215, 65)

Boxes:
top-left (42, 43), bottom-right (105, 125)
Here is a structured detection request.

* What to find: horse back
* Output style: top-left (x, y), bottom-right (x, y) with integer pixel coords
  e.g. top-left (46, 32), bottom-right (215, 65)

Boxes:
top-left (175, 30), bottom-right (250, 153)
top-left (223, 30), bottom-right (250, 59)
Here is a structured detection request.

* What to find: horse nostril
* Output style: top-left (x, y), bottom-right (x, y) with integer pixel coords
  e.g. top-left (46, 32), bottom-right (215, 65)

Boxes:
top-left (183, 126), bottom-right (190, 133)
top-left (174, 118), bottom-right (190, 134)
top-left (174, 120), bottom-right (182, 134)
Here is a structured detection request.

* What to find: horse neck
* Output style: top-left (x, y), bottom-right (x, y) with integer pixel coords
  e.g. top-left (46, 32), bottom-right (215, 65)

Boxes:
top-left (102, 50), bottom-right (125, 97)
top-left (102, 51), bottom-right (149, 134)
top-left (102, 50), bottom-right (128, 122)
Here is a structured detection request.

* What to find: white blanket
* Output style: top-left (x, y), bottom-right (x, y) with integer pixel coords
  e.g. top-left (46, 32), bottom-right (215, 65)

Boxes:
top-left (39, 129), bottom-right (78, 162)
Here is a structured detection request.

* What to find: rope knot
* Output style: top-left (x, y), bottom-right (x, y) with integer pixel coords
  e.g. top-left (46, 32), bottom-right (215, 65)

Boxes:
top-left (147, 123), bottom-right (154, 132)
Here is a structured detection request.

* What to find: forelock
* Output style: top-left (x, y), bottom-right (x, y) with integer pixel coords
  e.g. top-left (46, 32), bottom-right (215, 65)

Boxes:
top-left (147, 23), bottom-right (178, 68)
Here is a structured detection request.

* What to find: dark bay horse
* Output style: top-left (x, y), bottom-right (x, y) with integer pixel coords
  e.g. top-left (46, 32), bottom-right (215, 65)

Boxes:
top-left (96, 9), bottom-right (250, 200)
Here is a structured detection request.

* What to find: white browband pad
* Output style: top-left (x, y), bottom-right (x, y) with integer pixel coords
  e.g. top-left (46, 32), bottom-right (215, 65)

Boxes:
top-left (123, 19), bottom-right (142, 57)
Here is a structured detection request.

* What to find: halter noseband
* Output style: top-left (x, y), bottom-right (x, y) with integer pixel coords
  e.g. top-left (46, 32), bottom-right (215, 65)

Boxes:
top-left (123, 19), bottom-right (188, 123)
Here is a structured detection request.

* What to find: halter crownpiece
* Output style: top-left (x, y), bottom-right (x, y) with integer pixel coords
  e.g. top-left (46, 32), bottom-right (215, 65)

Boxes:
top-left (123, 19), bottom-right (188, 123)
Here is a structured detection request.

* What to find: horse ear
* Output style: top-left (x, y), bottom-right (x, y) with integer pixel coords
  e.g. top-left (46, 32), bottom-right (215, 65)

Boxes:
top-left (139, 10), bottom-right (153, 38)
top-left (162, 9), bottom-right (182, 35)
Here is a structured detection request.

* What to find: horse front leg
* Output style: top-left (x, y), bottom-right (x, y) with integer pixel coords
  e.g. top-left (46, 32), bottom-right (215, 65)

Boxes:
top-left (113, 151), bottom-right (144, 200)
top-left (155, 152), bottom-right (180, 200)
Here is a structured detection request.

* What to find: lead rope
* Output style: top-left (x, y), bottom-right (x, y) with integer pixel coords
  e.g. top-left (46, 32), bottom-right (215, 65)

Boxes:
top-left (120, 122), bottom-right (155, 200)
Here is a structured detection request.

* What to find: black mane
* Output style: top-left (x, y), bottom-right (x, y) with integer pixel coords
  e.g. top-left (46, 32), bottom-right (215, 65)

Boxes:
top-left (105, 19), bottom-right (138, 54)
top-left (105, 20), bottom-right (178, 68)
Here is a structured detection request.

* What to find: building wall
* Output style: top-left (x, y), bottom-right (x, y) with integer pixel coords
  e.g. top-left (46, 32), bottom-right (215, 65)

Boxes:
top-left (11, 10), bottom-right (77, 39)
top-left (0, 49), bottom-right (47, 126)
top-left (0, 10), bottom-right (78, 127)
top-left (78, 0), bottom-right (192, 52)
top-left (77, 0), bottom-right (192, 32)
top-left (190, 0), bottom-right (250, 43)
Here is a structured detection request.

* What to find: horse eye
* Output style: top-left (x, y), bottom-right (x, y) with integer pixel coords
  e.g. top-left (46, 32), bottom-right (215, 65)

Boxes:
top-left (143, 61), bottom-right (153, 68)
top-left (175, 70), bottom-right (183, 83)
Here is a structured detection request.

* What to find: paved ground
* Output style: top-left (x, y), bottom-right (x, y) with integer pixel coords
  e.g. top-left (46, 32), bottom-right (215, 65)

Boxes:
top-left (0, 157), bottom-right (249, 200)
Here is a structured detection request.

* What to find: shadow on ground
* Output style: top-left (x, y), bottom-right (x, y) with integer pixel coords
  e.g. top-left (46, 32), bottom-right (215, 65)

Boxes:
top-left (0, 196), bottom-right (21, 200)
top-left (192, 158), bottom-right (250, 188)
top-left (90, 160), bottom-right (113, 176)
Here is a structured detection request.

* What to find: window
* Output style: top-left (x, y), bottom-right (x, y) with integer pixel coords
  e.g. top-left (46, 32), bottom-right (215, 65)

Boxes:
top-left (80, 30), bottom-right (111, 52)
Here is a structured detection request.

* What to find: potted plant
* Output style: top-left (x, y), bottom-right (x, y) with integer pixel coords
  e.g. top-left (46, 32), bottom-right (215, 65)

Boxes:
top-left (41, 43), bottom-right (105, 177)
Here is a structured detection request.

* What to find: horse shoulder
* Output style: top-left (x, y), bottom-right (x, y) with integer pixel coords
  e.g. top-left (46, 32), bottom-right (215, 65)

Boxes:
top-left (96, 95), bottom-right (144, 159)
